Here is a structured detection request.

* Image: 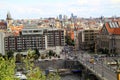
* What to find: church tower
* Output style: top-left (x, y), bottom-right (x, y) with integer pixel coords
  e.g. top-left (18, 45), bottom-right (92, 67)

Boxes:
top-left (6, 12), bottom-right (13, 31)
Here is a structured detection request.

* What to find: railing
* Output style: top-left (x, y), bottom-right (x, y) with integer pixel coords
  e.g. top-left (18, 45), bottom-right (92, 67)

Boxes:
top-left (78, 56), bottom-right (117, 80)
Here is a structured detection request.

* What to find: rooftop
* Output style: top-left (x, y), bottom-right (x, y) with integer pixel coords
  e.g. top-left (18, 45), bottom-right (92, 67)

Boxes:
top-left (105, 21), bottom-right (120, 35)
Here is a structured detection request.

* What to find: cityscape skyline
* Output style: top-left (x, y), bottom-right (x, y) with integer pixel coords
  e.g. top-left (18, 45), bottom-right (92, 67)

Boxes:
top-left (0, 0), bottom-right (120, 19)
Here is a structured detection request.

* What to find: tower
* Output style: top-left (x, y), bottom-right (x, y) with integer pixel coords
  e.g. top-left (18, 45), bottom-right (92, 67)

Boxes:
top-left (6, 12), bottom-right (13, 31)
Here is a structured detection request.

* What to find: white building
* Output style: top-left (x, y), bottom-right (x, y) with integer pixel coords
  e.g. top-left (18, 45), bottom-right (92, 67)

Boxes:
top-left (0, 32), bottom-right (5, 55)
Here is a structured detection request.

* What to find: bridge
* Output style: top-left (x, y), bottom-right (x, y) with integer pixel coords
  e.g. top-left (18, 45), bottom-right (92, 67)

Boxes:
top-left (35, 59), bottom-right (100, 80)
top-left (76, 52), bottom-right (117, 80)
top-left (34, 53), bottom-right (118, 80)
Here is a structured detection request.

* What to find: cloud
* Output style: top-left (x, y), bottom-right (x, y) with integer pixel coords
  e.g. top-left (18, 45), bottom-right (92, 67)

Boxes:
top-left (0, 0), bottom-right (120, 19)
top-left (77, 0), bottom-right (88, 5)
top-left (111, 0), bottom-right (120, 3)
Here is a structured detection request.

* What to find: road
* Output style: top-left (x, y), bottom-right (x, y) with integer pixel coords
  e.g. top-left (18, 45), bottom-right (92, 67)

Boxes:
top-left (75, 51), bottom-right (117, 80)
top-left (61, 46), bottom-right (117, 80)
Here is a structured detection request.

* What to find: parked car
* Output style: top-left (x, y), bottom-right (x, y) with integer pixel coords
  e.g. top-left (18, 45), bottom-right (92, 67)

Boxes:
top-left (15, 72), bottom-right (27, 80)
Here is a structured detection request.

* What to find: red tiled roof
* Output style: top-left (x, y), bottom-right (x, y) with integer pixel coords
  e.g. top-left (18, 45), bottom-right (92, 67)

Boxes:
top-left (105, 22), bottom-right (120, 35)
top-left (0, 22), bottom-right (6, 26)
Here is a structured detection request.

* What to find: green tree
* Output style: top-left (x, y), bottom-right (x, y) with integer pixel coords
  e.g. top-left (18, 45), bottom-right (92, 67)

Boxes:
top-left (24, 54), bottom-right (61, 80)
top-left (0, 54), bottom-right (2, 57)
top-left (0, 57), bottom-right (18, 80)
top-left (0, 49), bottom-right (61, 80)
top-left (48, 50), bottom-right (53, 56)
top-left (34, 48), bottom-right (40, 60)
top-left (16, 53), bottom-right (23, 63)
top-left (48, 50), bottom-right (56, 57)
top-left (47, 73), bottom-right (61, 80)
top-left (27, 49), bottom-right (35, 60)
top-left (65, 36), bottom-right (75, 46)
top-left (6, 50), bottom-right (14, 59)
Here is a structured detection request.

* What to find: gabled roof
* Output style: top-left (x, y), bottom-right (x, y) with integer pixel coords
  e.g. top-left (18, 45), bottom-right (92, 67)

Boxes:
top-left (105, 21), bottom-right (120, 35)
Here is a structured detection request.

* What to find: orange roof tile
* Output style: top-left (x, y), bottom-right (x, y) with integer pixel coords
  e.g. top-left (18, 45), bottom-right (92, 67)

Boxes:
top-left (10, 25), bottom-right (24, 36)
top-left (68, 30), bottom-right (74, 40)
top-left (105, 22), bottom-right (120, 35)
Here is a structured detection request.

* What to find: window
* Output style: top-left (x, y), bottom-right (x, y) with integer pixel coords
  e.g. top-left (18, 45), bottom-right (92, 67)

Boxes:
top-left (33, 30), bottom-right (39, 32)
top-left (23, 31), bottom-right (28, 33)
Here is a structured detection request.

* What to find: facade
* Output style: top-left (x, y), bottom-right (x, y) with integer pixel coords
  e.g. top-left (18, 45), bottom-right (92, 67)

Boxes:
top-left (6, 12), bottom-right (13, 31)
top-left (4, 28), bottom-right (65, 52)
top-left (0, 32), bottom-right (5, 55)
top-left (0, 22), bottom-right (7, 31)
top-left (5, 35), bottom-right (45, 51)
top-left (97, 21), bottom-right (120, 54)
top-left (78, 29), bottom-right (99, 50)
top-left (47, 29), bottom-right (64, 47)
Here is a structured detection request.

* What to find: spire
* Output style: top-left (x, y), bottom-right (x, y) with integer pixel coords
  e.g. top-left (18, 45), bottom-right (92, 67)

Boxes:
top-left (6, 11), bottom-right (12, 20)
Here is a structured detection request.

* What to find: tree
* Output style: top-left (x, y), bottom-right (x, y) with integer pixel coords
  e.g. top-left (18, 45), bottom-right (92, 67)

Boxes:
top-left (0, 49), bottom-right (61, 80)
top-left (23, 55), bottom-right (46, 80)
top-left (48, 50), bottom-right (56, 57)
top-left (48, 50), bottom-right (53, 56)
top-left (0, 57), bottom-right (18, 80)
top-left (34, 48), bottom-right (40, 60)
top-left (0, 54), bottom-right (2, 57)
top-left (6, 50), bottom-right (14, 59)
top-left (65, 36), bottom-right (75, 46)
top-left (58, 55), bottom-right (60, 58)
top-left (24, 54), bottom-right (61, 80)
top-left (16, 53), bottom-right (23, 63)
top-left (0, 55), bottom-right (61, 80)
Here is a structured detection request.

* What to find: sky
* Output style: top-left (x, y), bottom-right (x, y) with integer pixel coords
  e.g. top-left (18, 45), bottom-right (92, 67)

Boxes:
top-left (0, 0), bottom-right (120, 19)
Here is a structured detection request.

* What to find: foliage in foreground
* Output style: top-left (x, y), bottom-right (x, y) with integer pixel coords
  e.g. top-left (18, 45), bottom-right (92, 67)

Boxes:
top-left (0, 57), bottom-right (17, 80)
top-left (0, 52), bottom-right (61, 80)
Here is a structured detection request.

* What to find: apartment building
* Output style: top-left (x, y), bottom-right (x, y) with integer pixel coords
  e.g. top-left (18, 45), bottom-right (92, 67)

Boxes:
top-left (4, 28), bottom-right (65, 52)
top-left (47, 29), bottom-right (64, 47)
top-left (78, 29), bottom-right (99, 50)
top-left (97, 21), bottom-right (120, 54)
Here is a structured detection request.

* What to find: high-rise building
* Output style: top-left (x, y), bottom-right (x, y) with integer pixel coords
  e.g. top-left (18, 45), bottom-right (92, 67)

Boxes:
top-left (71, 13), bottom-right (74, 18)
top-left (59, 14), bottom-right (62, 21)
